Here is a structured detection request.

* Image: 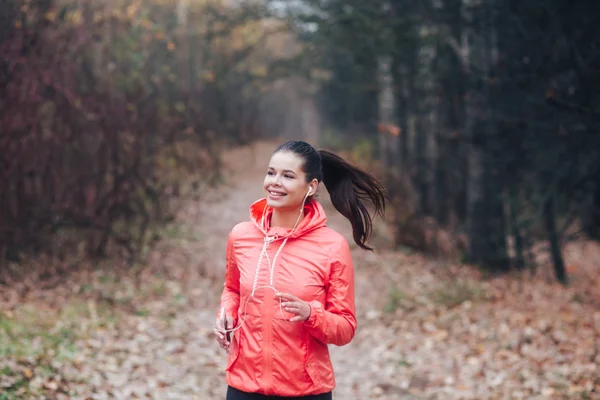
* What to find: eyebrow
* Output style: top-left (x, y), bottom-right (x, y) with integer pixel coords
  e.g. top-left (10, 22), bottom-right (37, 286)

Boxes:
top-left (268, 167), bottom-right (297, 174)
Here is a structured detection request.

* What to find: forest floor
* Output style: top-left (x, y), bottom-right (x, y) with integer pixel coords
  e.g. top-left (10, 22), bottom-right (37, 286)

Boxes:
top-left (1, 140), bottom-right (600, 400)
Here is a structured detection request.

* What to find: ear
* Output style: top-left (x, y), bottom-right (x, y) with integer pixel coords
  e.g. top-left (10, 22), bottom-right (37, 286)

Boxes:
top-left (307, 180), bottom-right (318, 196)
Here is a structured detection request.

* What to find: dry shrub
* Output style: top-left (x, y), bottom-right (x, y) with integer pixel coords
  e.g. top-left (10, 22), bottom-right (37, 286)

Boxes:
top-left (386, 173), bottom-right (467, 262)
top-left (0, 0), bottom-right (270, 279)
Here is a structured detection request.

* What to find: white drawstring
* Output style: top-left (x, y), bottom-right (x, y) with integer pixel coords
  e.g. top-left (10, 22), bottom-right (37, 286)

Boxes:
top-left (252, 235), bottom-right (290, 297)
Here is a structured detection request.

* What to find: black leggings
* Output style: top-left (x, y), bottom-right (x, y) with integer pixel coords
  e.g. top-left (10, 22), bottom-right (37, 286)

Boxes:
top-left (226, 386), bottom-right (333, 400)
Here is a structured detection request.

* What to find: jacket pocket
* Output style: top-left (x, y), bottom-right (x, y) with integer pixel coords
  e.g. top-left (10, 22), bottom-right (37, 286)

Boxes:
top-left (305, 337), bottom-right (334, 388)
top-left (304, 356), bottom-right (319, 386)
top-left (225, 330), bottom-right (242, 372)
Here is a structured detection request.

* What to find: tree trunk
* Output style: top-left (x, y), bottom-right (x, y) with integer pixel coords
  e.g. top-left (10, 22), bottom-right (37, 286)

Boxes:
top-left (543, 195), bottom-right (568, 284)
top-left (508, 185), bottom-right (525, 270)
top-left (484, 160), bottom-right (509, 271)
top-left (392, 62), bottom-right (408, 170)
top-left (0, 0), bottom-right (17, 43)
top-left (432, 0), bottom-right (467, 227)
top-left (583, 165), bottom-right (600, 240)
top-left (468, 127), bottom-right (509, 271)
top-left (465, 0), bottom-right (510, 272)
top-left (377, 56), bottom-right (396, 183)
top-left (434, 134), bottom-right (450, 226)
top-left (415, 115), bottom-right (430, 215)
top-left (482, 0), bottom-right (509, 272)
top-left (466, 121), bottom-right (487, 264)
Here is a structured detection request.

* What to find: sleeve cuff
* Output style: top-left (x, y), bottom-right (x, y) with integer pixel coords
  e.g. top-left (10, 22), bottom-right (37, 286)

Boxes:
top-left (304, 300), bottom-right (323, 327)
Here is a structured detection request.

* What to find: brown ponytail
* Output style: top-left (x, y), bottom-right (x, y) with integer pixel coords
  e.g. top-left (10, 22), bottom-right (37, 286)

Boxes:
top-left (319, 150), bottom-right (385, 250)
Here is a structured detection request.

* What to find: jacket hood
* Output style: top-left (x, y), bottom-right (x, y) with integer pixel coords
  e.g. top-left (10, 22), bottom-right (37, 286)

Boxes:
top-left (249, 197), bottom-right (327, 239)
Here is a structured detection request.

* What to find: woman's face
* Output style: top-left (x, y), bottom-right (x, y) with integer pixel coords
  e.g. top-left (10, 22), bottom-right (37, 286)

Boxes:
top-left (263, 151), bottom-right (316, 212)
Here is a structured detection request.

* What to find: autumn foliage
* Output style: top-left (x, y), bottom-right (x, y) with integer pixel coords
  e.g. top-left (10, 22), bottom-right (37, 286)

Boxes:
top-left (0, 0), bottom-right (279, 276)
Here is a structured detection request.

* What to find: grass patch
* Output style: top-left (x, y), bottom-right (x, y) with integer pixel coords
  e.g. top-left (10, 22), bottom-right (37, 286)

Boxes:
top-left (135, 308), bottom-right (150, 317)
top-left (0, 296), bottom-right (119, 398)
top-left (430, 280), bottom-right (487, 308)
top-left (157, 223), bottom-right (204, 243)
top-left (0, 299), bottom-right (116, 360)
top-left (151, 280), bottom-right (168, 297)
top-left (383, 286), bottom-right (417, 314)
top-left (1, 307), bottom-right (60, 359)
top-left (397, 358), bottom-right (412, 368)
top-left (0, 259), bottom-right (189, 397)
top-left (384, 286), bottom-right (405, 313)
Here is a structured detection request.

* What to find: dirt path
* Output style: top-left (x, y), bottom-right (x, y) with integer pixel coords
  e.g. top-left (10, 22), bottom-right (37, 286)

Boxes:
top-left (12, 140), bottom-right (598, 400)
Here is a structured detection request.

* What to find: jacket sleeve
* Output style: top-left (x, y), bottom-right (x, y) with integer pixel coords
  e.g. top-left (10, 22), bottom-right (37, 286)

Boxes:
top-left (303, 238), bottom-right (357, 346)
top-left (219, 230), bottom-right (240, 320)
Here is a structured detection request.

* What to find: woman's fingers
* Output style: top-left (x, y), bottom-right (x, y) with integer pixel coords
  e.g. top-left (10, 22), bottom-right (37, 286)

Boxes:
top-left (215, 316), bottom-right (225, 331)
top-left (214, 333), bottom-right (230, 353)
top-left (215, 313), bottom-right (236, 332)
top-left (280, 299), bottom-right (310, 322)
top-left (214, 313), bottom-right (233, 352)
top-left (214, 329), bottom-right (229, 346)
top-left (276, 292), bottom-right (300, 302)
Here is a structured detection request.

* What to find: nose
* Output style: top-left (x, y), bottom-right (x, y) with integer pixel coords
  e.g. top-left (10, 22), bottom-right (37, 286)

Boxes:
top-left (266, 173), bottom-right (280, 187)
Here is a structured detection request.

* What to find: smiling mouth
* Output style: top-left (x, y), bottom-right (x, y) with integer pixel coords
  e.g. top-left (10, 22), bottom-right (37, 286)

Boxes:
top-left (268, 190), bottom-right (286, 197)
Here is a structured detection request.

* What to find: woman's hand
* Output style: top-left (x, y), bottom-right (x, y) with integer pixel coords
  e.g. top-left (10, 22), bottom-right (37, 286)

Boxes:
top-left (276, 292), bottom-right (311, 322)
top-left (214, 311), bottom-right (235, 352)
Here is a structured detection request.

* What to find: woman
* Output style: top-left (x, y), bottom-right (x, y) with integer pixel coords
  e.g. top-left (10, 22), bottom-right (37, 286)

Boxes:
top-left (214, 140), bottom-right (385, 399)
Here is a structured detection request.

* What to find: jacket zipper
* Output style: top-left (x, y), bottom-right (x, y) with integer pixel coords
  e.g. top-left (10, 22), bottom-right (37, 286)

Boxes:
top-left (264, 307), bottom-right (273, 394)
top-left (263, 240), bottom-right (274, 394)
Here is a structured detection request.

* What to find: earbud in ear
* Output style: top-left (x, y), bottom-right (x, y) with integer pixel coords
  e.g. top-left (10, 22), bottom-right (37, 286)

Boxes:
top-left (307, 188), bottom-right (313, 196)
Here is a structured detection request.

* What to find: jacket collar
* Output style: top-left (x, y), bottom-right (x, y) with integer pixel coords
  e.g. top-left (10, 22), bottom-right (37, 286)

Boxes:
top-left (249, 198), bottom-right (327, 239)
